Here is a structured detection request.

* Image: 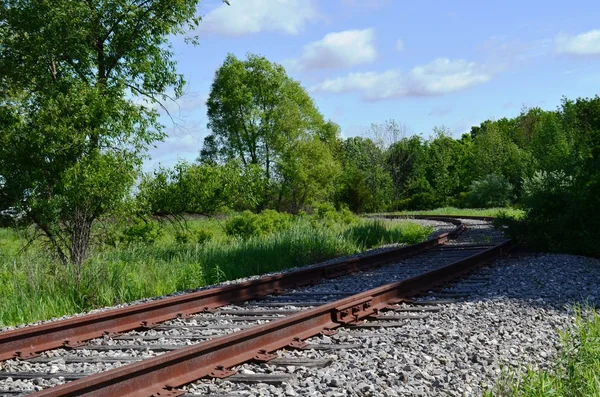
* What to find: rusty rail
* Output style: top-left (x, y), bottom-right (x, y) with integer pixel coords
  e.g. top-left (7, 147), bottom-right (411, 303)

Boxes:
top-left (29, 238), bottom-right (512, 397)
top-left (0, 217), bottom-right (465, 362)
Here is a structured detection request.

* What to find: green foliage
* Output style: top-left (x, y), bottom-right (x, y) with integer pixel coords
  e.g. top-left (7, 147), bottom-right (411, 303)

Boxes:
top-left (345, 220), bottom-right (432, 249)
top-left (137, 160), bottom-right (265, 216)
top-left (202, 53), bottom-right (341, 212)
top-left (399, 192), bottom-right (440, 211)
top-left (120, 221), bottom-right (162, 245)
top-left (0, 0), bottom-right (227, 266)
top-left (224, 210), bottom-right (293, 240)
top-left (313, 203), bottom-right (359, 226)
top-left (194, 229), bottom-right (214, 245)
top-left (487, 307), bottom-right (600, 397)
top-left (468, 174), bottom-right (515, 208)
top-left (338, 137), bottom-right (394, 213)
top-left (0, 216), bottom-right (432, 326)
top-left (501, 96), bottom-right (600, 257)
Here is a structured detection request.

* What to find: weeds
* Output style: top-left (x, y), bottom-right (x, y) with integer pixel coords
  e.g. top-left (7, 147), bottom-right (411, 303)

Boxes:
top-left (486, 306), bottom-right (600, 396)
top-left (0, 215), bottom-right (430, 326)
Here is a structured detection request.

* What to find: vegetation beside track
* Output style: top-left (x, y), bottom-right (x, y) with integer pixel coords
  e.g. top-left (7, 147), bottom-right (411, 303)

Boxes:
top-left (392, 207), bottom-right (524, 219)
top-left (487, 307), bottom-right (600, 397)
top-left (0, 212), bottom-right (431, 327)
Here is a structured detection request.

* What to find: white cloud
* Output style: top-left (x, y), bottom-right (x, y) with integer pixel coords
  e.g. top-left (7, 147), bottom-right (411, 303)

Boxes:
top-left (555, 30), bottom-right (600, 56)
top-left (292, 28), bottom-right (377, 70)
top-left (197, 0), bottom-right (319, 36)
top-left (395, 39), bottom-right (404, 52)
top-left (310, 58), bottom-right (492, 101)
top-left (148, 123), bottom-right (207, 165)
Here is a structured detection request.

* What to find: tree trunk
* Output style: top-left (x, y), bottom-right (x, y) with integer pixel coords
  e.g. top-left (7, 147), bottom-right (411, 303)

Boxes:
top-left (69, 208), bottom-right (94, 283)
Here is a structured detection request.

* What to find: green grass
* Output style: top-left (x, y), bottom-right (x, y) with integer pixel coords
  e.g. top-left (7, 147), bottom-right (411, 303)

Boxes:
top-left (392, 206), bottom-right (524, 219)
top-left (0, 216), bottom-right (431, 327)
top-left (486, 307), bottom-right (600, 397)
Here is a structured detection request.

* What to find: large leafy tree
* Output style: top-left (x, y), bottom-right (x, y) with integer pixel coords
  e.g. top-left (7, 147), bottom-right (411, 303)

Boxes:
top-left (0, 0), bottom-right (226, 269)
top-left (203, 53), bottom-right (341, 211)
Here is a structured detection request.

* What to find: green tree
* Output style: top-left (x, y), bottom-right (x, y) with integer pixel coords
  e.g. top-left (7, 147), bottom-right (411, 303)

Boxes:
top-left (471, 122), bottom-right (529, 194)
top-left (276, 137), bottom-right (341, 212)
top-left (385, 135), bottom-right (428, 200)
top-left (425, 127), bottom-right (463, 205)
top-left (203, 53), bottom-right (341, 210)
top-left (338, 137), bottom-right (393, 213)
top-left (0, 0), bottom-right (226, 270)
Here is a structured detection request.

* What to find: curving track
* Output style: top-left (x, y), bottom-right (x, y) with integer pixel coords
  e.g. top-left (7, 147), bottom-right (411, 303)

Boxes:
top-left (0, 217), bottom-right (511, 396)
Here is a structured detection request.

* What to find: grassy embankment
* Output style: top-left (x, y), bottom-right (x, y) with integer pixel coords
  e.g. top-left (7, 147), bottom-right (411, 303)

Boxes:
top-left (393, 206), bottom-right (525, 218)
top-left (0, 215), bottom-right (431, 327)
top-left (486, 307), bottom-right (600, 397)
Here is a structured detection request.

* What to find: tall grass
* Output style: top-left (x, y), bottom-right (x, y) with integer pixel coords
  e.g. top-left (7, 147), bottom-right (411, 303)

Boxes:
top-left (0, 218), bottom-right (431, 327)
top-left (486, 307), bottom-right (600, 397)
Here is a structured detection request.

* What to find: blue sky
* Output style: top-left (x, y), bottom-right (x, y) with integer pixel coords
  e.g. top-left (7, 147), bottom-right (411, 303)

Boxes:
top-left (147, 0), bottom-right (600, 170)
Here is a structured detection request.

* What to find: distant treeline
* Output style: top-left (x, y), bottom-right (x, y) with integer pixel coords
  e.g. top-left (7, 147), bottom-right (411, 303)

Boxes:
top-left (138, 55), bottom-right (599, 255)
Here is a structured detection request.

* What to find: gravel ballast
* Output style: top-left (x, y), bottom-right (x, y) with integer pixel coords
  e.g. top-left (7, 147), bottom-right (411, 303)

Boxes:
top-left (4, 219), bottom-right (598, 396)
top-left (184, 251), bottom-right (600, 395)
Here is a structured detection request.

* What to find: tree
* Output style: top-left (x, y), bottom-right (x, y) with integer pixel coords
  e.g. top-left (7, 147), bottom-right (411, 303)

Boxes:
top-left (386, 135), bottom-right (427, 200)
top-left (368, 119), bottom-right (410, 151)
top-left (0, 0), bottom-right (227, 270)
top-left (137, 160), bottom-right (266, 219)
top-left (275, 137), bottom-right (341, 212)
top-left (425, 127), bottom-right (464, 204)
top-left (203, 53), bottom-right (341, 211)
top-left (471, 122), bottom-right (529, 195)
top-left (338, 137), bottom-right (393, 213)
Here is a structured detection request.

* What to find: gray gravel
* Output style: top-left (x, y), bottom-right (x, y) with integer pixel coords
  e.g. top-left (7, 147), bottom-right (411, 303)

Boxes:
top-left (5, 218), bottom-right (583, 397)
top-left (0, 218), bottom-right (460, 395)
top-left (184, 252), bottom-right (600, 396)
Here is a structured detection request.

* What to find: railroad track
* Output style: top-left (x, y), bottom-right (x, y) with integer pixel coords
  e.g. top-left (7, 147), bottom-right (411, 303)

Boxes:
top-left (0, 217), bottom-right (512, 397)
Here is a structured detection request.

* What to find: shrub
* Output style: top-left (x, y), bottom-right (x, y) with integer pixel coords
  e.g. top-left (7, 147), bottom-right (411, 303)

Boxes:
top-left (468, 173), bottom-right (514, 208)
top-left (407, 192), bottom-right (439, 210)
top-left (224, 211), bottom-right (260, 239)
top-left (314, 202), bottom-right (337, 220)
top-left (120, 221), bottom-right (162, 245)
top-left (174, 230), bottom-right (191, 244)
top-left (224, 210), bottom-right (293, 240)
top-left (194, 229), bottom-right (213, 245)
top-left (312, 203), bottom-right (358, 226)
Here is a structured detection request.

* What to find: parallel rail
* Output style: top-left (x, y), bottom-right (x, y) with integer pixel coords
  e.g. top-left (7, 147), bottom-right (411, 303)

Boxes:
top-left (29, 234), bottom-right (512, 396)
top-left (0, 216), bottom-right (512, 397)
top-left (0, 217), bottom-right (464, 361)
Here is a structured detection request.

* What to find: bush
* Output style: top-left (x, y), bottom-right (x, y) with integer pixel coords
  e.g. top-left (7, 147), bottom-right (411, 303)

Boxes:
top-left (224, 210), bottom-right (293, 240)
top-left (513, 170), bottom-right (591, 254)
top-left (120, 221), bottom-right (162, 245)
top-left (194, 229), bottom-right (213, 245)
top-left (407, 192), bottom-right (439, 210)
top-left (314, 202), bottom-right (337, 220)
top-left (312, 202), bottom-right (359, 227)
top-left (468, 174), bottom-right (514, 208)
top-left (224, 211), bottom-right (260, 239)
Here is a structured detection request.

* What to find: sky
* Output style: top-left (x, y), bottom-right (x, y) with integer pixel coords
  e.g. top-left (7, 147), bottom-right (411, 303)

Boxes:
top-left (147, 0), bottom-right (600, 170)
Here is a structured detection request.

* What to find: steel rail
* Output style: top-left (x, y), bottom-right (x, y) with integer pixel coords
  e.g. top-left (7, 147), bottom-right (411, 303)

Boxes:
top-left (0, 217), bottom-right (465, 362)
top-left (28, 237), bottom-right (512, 397)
